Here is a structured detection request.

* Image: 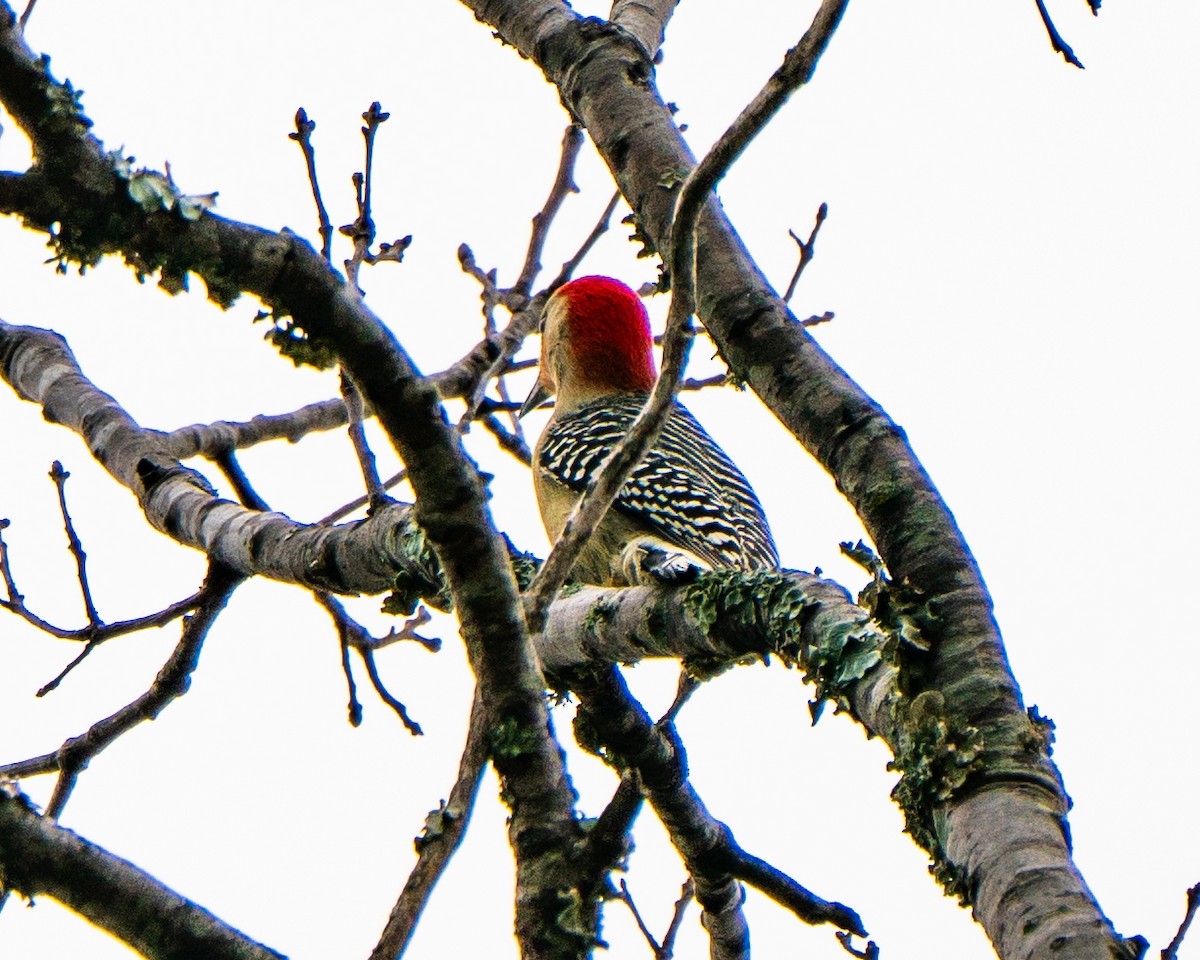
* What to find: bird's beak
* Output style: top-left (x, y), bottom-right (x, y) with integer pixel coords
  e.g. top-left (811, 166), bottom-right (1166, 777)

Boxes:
top-left (519, 380), bottom-right (551, 418)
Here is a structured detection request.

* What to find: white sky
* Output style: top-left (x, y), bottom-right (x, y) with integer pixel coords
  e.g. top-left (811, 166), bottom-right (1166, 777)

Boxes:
top-left (1, 2), bottom-right (1197, 959)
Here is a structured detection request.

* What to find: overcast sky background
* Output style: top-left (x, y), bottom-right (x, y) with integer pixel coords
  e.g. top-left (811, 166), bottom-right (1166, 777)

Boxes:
top-left (1, 2), bottom-right (1198, 958)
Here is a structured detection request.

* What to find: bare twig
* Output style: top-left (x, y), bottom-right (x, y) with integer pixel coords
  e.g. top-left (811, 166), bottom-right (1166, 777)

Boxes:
top-left (16, 0), bottom-right (37, 34)
top-left (49, 461), bottom-right (100, 628)
top-left (553, 190), bottom-right (623, 289)
top-left (0, 565), bottom-right (241, 822)
top-left (342, 103), bottom-right (411, 290)
top-left (836, 930), bottom-right (880, 958)
top-left (317, 467), bottom-right (409, 525)
top-left (661, 878), bottom-right (694, 958)
top-left (661, 671), bottom-right (699, 722)
top-left (1162, 882), bottom-right (1200, 960)
top-left (0, 522), bottom-right (201, 643)
top-left (368, 689), bottom-right (490, 960)
top-left (616, 877), bottom-right (693, 960)
top-left (340, 371), bottom-right (388, 511)
top-left (1033, 0), bottom-right (1085, 69)
top-left (783, 201), bottom-right (828, 302)
top-left (317, 592), bottom-right (426, 735)
top-left (481, 413), bottom-right (533, 466)
top-left (289, 107), bottom-right (334, 261)
top-left (1, 505), bottom-right (201, 695)
top-left (514, 124), bottom-right (584, 296)
top-left (459, 124), bottom-right (591, 436)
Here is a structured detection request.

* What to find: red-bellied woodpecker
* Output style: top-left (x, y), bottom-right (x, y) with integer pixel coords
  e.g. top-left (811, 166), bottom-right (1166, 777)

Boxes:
top-left (520, 275), bottom-right (779, 586)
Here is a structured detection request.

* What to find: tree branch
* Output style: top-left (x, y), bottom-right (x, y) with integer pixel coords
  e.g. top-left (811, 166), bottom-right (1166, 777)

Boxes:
top-left (0, 782), bottom-right (286, 960)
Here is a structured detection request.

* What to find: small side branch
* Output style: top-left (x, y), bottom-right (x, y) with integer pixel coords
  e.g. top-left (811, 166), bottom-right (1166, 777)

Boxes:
top-left (783, 202), bottom-right (828, 303)
top-left (572, 666), bottom-right (866, 953)
top-left (340, 371), bottom-right (388, 511)
top-left (617, 878), bottom-right (693, 960)
top-left (0, 521), bottom-right (201, 649)
top-left (289, 107), bottom-right (334, 261)
top-left (48, 461), bottom-right (100, 629)
top-left (513, 124), bottom-right (584, 296)
top-left (316, 593), bottom-right (431, 736)
top-left (342, 102), bottom-right (411, 291)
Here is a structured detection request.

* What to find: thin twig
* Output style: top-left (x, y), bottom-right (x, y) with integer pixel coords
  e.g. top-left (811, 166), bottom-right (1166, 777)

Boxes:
top-left (661, 879), bottom-right (694, 958)
top-left (16, 0), bottom-right (37, 34)
top-left (1162, 882), bottom-right (1200, 960)
top-left (0, 565), bottom-right (242, 820)
top-left (783, 201), bottom-right (828, 302)
top-left (836, 931), bottom-right (880, 958)
top-left (368, 690), bottom-right (490, 960)
top-left (1033, 0), bottom-right (1085, 68)
top-left (289, 107), bottom-right (334, 261)
top-left (513, 124), bottom-right (584, 296)
top-left (318, 467), bottom-right (408, 525)
top-left (49, 462), bottom-right (100, 629)
top-left (316, 592), bottom-right (425, 735)
top-left (459, 125), bottom-right (589, 433)
top-left (342, 103), bottom-right (411, 290)
top-left (618, 879), bottom-right (669, 958)
top-left (341, 371), bottom-right (388, 511)
top-left (481, 414), bottom-right (532, 466)
top-left (1, 520), bottom-right (199, 647)
top-left (552, 190), bottom-right (622, 289)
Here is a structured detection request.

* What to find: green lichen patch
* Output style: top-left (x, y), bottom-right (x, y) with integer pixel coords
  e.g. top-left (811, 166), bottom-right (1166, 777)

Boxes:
top-left (490, 716), bottom-right (542, 760)
top-left (888, 689), bottom-right (984, 900)
top-left (683, 569), bottom-right (887, 714)
top-left (382, 524), bottom-right (451, 616)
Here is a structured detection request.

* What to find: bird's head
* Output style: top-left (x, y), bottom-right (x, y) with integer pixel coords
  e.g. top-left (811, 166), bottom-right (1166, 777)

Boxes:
top-left (521, 276), bottom-right (657, 417)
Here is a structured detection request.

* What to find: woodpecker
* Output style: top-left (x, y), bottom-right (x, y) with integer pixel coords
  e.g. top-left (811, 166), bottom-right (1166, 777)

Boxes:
top-left (521, 275), bottom-right (779, 586)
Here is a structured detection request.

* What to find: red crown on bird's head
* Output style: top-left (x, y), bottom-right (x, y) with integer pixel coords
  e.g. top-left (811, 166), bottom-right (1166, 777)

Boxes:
top-left (554, 276), bottom-right (657, 393)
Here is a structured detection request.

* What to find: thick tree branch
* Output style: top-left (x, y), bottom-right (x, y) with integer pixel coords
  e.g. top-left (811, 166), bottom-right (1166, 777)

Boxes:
top-left (0, 320), bottom-right (436, 596)
top-left (0, 783), bottom-right (286, 960)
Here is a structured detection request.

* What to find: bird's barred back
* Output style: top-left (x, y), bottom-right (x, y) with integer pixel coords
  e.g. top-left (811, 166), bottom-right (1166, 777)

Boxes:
top-left (538, 395), bottom-right (779, 570)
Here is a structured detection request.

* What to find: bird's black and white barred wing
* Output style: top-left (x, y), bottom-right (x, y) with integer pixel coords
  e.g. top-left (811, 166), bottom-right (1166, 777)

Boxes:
top-left (538, 395), bottom-right (779, 570)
